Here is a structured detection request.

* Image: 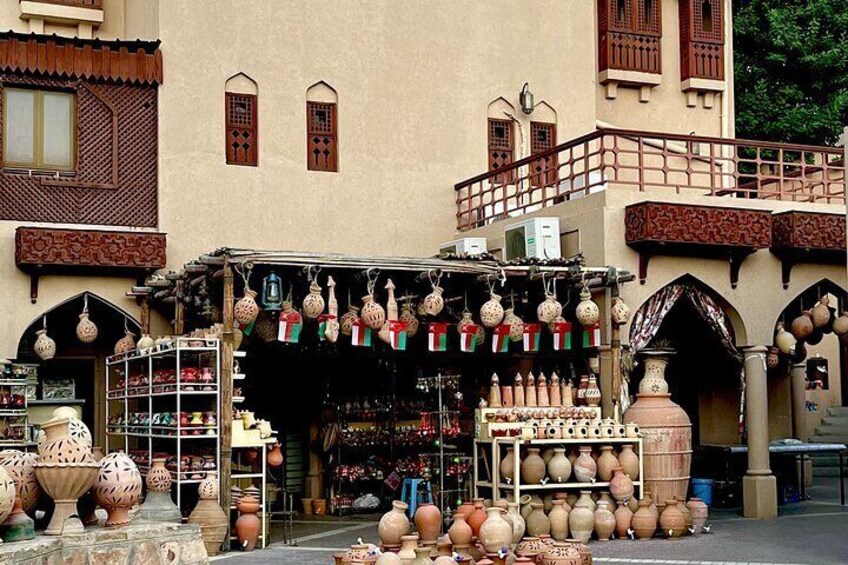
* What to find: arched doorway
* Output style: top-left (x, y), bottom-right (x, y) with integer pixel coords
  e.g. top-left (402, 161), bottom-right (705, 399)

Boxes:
top-left (17, 293), bottom-right (140, 449)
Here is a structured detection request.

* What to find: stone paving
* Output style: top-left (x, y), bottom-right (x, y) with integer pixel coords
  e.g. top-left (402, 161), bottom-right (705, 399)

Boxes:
top-left (213, 479), bottom-right (848, 565)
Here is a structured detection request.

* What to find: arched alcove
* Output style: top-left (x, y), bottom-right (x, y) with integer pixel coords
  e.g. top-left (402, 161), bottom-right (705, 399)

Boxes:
top-left (224, 72), bottom-right (258, 95)
top-left (532, 101), bottom-right (557, 124)
top-left (306, 81), bottom-right (338, 104)
top-left (487, 97), bottom-right (515, 119)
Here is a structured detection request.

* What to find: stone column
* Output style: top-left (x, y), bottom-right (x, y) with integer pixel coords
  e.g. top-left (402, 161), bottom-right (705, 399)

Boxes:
top-left (742, 346), bottom-right (778, 518)
top-left (790, 362), bottom-right (808, 440)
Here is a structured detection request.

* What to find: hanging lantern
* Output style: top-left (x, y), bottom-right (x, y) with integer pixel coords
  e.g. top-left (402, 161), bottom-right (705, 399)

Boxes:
top-left (76, 295), bottom-right (98, 344)
top-left (115, 330), bottom-right (136, 354)
top-left (610, 297), bottom-right (631, 325)
top-left (774, 323), bottom-right (796, 355)
top-left (833, 312), bottom-right (848, 337)
top-left (340, 305), bottom-right (360, 336)
top-left (480, 292), bottom-right (505, 328)
top-left (811, 296), bottom-right (831, 329)
top-left (261, 272), bottom-right (283, 312)
top-left (302, 282), bottom-right (326, 319)
top-left (790, 311), bottom-right (814, 341)
top-left (34, 321), bottom-right (56, 361)
top-left (503, 307), bottom-right (524, 342)
top-left (575, 285), bottom-right (600, 326)
top-left (423, 271), bottom-right (445, 316)
top-left (400, 303), bottom-right (419, 337)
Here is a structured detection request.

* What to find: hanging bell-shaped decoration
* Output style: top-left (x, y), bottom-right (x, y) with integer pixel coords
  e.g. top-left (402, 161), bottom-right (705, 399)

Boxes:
top-left (114, 330), bottom-right (136, 354)
top-left (234, 290), bottom-right (260, 325)
top-left (832, 311), bottom-right (848, 337)
top-left (339, 305), bottom-right (360, 336)
top-left (423, 285), bottom-right (445, 316)
top-left (302, 282), bottom-right (326, 319)
top-left (480, 292), bottom-right (505, 328)
top-left (34, 329), bottom-right (56, 361)
top-left (503, 307), bottom-right (524, 342)
top-left (361, 295), bottom-right (386, 330)
top-left (76, 312), bottom-right (98, 344)
top-left (400, 303), bottom-right (419, 337)
top-left (575, 286), bottom-right (600, 326)
top-left (261, 272), bottom-right (283, 312)
top-left (790, 310), bottom-right (814, 341)
top-left (537, 292), bottom-right (562, 324)
top-left (610, 297), bottom-right (631, 325)
top-left (811, 296), bottom-right (831, 329)
top-left (774, 322), bottom-right (796, 355)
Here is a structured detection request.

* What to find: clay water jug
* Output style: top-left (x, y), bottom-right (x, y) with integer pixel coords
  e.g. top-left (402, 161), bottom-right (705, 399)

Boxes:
top-left (675, 497), bottom-right (693, 532)
top-left (521, 448), bottom-right (546, 485)
top-left (448, 512), bottom-right (473, 546)
top-left (519, 494), bottom-right (536, 520)
top-left (548, 500), bottom-right (569, 541)
top-left (613, 502), bottom-right (633, 539)
top-left (414, 502), bottom-right (442, 545)
top-left (574, 491), bottom-right (595, 513)
top-left (525, 502), bottom-right (550, 537)
top-left (659, 499), bottom-right (685, 539)
top-left (618, 444), bottom-right (639, 479)
top-left (567, 501), bottom-right (593, 544)
top-left (379, 501), bottom-right (411, 549)
top-left (540, 541), bottom-right (582, 565)
top-left (643, 491), bottom-right (658, 521)
top-left (547, 448), bottom-right (572, 484)
top-left (631, 498), bottom-right (657, 540)
top-left (573, 447), bottom-right (597, 483)
top-left (494, 499), bottom-right (513, 533)
top-left (507, 501), bottom-right (525, 544)
top-left (500, 447), bottom-right (517, 483)
top-left (609, 467), bottom-right (634, 503)
top-left (596, 446), bottom-right (619, 482)
top-left (235, 494), bottom-right (261, 551)
top-left (593, 501), bottom-right (615, 541)
top-left (479, 507), bottom-right (513, 553)
top-left (187, 472), bottom-right (228, 556)
top-left (411, 547), bottom-right (433, 565)
top-left (377, 553), bottom-right (404, 565)
top-left (467, 500), bottom-right (487, 537)
top-left (686, 497), bottom-right (708, 533)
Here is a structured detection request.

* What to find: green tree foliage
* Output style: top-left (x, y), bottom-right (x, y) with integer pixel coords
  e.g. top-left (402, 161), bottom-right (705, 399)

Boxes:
top-left (734, 0), bottom-right (848, 145)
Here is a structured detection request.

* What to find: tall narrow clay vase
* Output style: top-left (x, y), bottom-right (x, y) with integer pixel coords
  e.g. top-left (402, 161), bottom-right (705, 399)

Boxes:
top-left (593, 501), bottom-right (615, 541)
top-left (632, 498), bottom-right (657, 540)
top-left (521, 448), bottom-right (546, 485)
top-left (567, 501), bottom-right (594, 544)
top-left (548, 500), bottom-right (569, 541)
top-left (1, 452), bottom-right (39, 540)
top-left (478, 507), bottom-right (513, 553)
top-left (235, 494), bottom-right (262, 551)
top-left (467, 500), bottom-right (487, 538)
top-left (622, 348), bottom-right (692, 503)
top-left (93, 451), bottom-right (143, 527)
top-left (618, 444), bottom-right (639, 480)
top-left (507, 501), bottom-right (525, 544)
top-left (414, 502), bottom-right (442, 545)
top-left (525, 502), bottom-right (550, 537)
top-left (448, 512), bottom-right (473, 547)
top-left (188, 472), bottom-right (228, 556)
top-left (33, 417), bottom-right (99, 535)
top-left (379, 500), bottom-right (411, 549)
top-left (137, 457), bottom-right (181, 523)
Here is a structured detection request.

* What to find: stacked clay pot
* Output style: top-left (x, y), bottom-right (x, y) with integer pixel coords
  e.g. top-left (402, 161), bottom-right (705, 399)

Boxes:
top-left (659, 498), bottom-right (686, 539)
top-left (525, 501), bottom-right (551, 537)
top-left (567, 500), bottom-right (594, 544)
top-left (235, 494), bottom-right (262, 551)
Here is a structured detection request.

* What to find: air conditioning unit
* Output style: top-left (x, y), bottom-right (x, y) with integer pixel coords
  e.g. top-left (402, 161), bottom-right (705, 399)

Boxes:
top-left (439, 237), bottom-right (488, 256)
top-left (504, 217), bottom-right (561, 261)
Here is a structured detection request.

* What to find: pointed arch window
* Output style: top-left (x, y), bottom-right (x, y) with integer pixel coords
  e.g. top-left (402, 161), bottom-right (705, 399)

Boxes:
top-left (530, 121), bottom-right (558, 188)
top-left (487, 118), bottom-right (514, 184)
top-left (307, 101), bottom-right (337, 172)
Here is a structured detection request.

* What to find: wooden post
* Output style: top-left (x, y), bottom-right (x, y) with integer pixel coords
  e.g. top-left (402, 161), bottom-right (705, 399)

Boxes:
top-left (221, 260), bottom-right (235, 544)
top-left (140, 296), bottom-right (150, 335)
top-left (610, 282), bottom-right (622, 421)
top-left (174, 281), bottom-right (185, 335)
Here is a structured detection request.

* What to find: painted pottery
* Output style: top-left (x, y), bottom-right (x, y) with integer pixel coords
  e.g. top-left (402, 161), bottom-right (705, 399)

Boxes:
top-left (114, 330), bottom-right (136, 354)
top-left (234, 494), bottom-right (261, 551)
top-left (76, 313), bottom-right (98, 343)
top-left (504, 308), bottom-right (524, 342)
top-left (584, 376), bottom-right (601, 407)
top-left (480, 293), bottom-right (505, 328)
top-left (479, 507), bottom-right (513, 553)
top-left (659, 499), bottom-right (685, 539)
top-left (414, 502), bottom-right (442, 545)
top-left (507, 501), bottom-right (525, 544)
top-left (575, 288), bottom-right (600, 326)
top-left (188, 472), bottom-right (228, 556)
top-left (609, 467), bottom-right (634, 503)
top-left (548, 500), bottom-right (569, 541)
top-left (547, 448), bottom-right (572, 483)
top-left (618, 444), bottom-right (639, 479)
top-left (567, 502), bottom-right (594, 544)
top-left (379, 500), bottom-right (411, 548)
top-left (540, 541), bottom-right (582, 565)
top-left (790, 310), bottom-right (814, 340)
top-left (596, 446), bottom-right (619, 482)
top-left (137, 457), bottom-right (181, 523)
top-left (610, 297), bottom-right (631, 325)
top-left (573, 447), bottom-right (597, 482)
top-left (537, 294), bottom-right (562, 324)
top-left (525, 502), bottom-right (550, 537)
top-left (34, 329), bottom-right (56, 360)
top-left (467, 500), bottom-right (487, 537)
top-left (593, 501), bottom-right (615, 541)
top-left (93, 451), bottom-right (142, 527)
top-left (448, 511), bottom-right (473, 546)
top-left (235, 290), bottom-right (260, 325)
top-left (521, 448), bottom-right (546, 484)
top-left (423, 286), bottom-right (445, 316)
top-left (686, 497), bottom-right (708, 532)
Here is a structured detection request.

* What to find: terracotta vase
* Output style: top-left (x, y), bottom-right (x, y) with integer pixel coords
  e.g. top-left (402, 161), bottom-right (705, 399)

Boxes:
top-left (479, 507), bottom-right (513, 553)
top-left (519, 494), bottom-right (536, 521)
top-left (380, 500), bottom-right (411, 548)
top-left (235, 290), bottom-right (260, 325)
top-left (812, 296), bottom-right (831, 328)
top-left (567, 502), bottom-right (594, 544)
top-left (76, 312), bottom-right (98, 343)
top-left (631, 498), bottom-right (657, 540)
top-left (33, 418), bottom-right (99, 535)
top-left (302, 282), bottom-right (326, 319)
top-left (573, 447), bottom-right (597, 483)
top-left (467, 500), bottom-right (487, 537)
top-left (618, 444), bottom-right (639, 480)
top-left (593, 501), bottom-right (615, 541)
top-left (574, 491), bottom-right (595, 513)
top-left (659, 499), bottom-right (685, 539)
top-left (377, 553), bottom-right (404, 565)
top-left (516, 536), bottom-right (546, 560)
top-left (448, 512), bottom-right (473, 547)
top-left (188, 472), bottom-right (228, 556)
top-left (613, 502), bottom-right (633, 539)
top-left (1, 451), bottom-right (40, 514)
top-left (548, 500), bottom-right (569, 541)
top-left (137, 457), bottom-right (181, 523)
top-left (540, 541), bottom-right (582, 565)
top-left (584, 376), bottom-right (601, 407)
top-left (596, 446), bottom-right (619, 482)
top-left (93, 451), bottom-right (142, 527)
top-left (340, 305), bottom-right (360, 336)
top-left (398, 534), bottom-right (419, 562)
top-left (493, 499), bottom-right (512, 532)
top-left (521, 448), bottom-right (546, 485)
top-left (547, 448), bottom-right (572, 484)
top-left (0, 465), bottom-right (16, 538)
top-left (400, 304), bottom-right (420, 337)
top-left (525, 502), bottom-right (550, 537)
top-left (410, 547), bottom-right (432, 565)
top-left (686, 498), bottom-right (708, 533)
top-left (361, 295), bottom-right (387, 330)
top-left (675, 497), bottom-right (693, 532)
top-left (268, 443), bottom-right (284, 468)
top-left (623, 349), bottom-right (692, 503)
top-left (609, 467), bottom-right (634, 503)
top-left (506, 502), bottom-right (525, 544)
top-left (456, 500), bottom-right (475, 519)
top-left (414, 502), bottom-right (442, 545)
top-left (235, 494), bottom-right (262, 551)
top-left (345, 543), bottom-right (376, 564)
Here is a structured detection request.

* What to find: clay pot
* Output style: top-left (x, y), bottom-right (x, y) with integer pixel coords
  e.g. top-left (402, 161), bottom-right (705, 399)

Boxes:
top-left (361, 295), bottom-right (387, 330)
top-left (380, 501), bottom-right (411, 548)
top-left (414, 502), bottom-right (442, 545)
top-left (467, 500), bottom-right (487, 537)
top-left (0, 466), bottom-right (16, 536)
top-left (686, 498), bottom-right (708, 533)
top-left (2, 452), bottom-right (40, 513)
top-left (540, 541), bottom-right (582, 565)
top-left (398, 534), bottom-right (419, 562)
top-left (613, 502), bottom-right (633, 539)
top-left (504, 308), bottom-right (524, 342)
top-left (399, 304), bottom-right (420, 337)
top-left (774, 323), bottom-right (796, 354)
top-left (340, 305), bottom-right (360, 336)
top-left (188, 472), bottom-right (228, 556)
top-left (302, 282), bottom-right (326, 319)
top-left (268, 443), bottom-right (284, 468)
top-left (609, 467), bottom-right (634, 503)
top-left (596, 446), bottom-right (618, 482)
top-left (618, 444), bottom-right (639, 479)
top-left (521, 448), bottom-right (546, 485)
top-left (567, 502), bottom-right (594, 544)
top-left (570, 539), bottom-right (593, 565)
top-left (76, 312), bottom-right (98, 343)
top-left (423, 286), bottom-right (445, 316)
top-left (575, 288), bottom-right (600, 326)
top-left (812, 296), bottom-right (831, 328)
top-left (345, 544), bottom-right (377, 564)
top-left (631, 498), bottom-right (657, 540)
top-left (675, 497), bottom-right (693, 532)
top-left (574, 491), bottom-right (595, 513)
top-left (235, 290), bottom-right (260, 325)
top-left (833, 312), bottom-right (848, 337)
top-left (659, 499), bottom-right (685, 539)
top-left (516, 536), bottom-right (545, 560)
top-left (519, 494), bottom-right (536, 520)
top-left (235, 494), bottom-right (262, 551)
top-left (457, 500), bottom-right (475, 518)
top-left (137, 457), bottom-right (181, 524)
top-left (411, 547), bottom-right (433, 565)
top-left (537, 294), bottom-right (563, 324)
top-left (547, 448), bottom-right (572, 483)
top-left (34, 329), bottom-right (56, 360)
top-left (592, 501), bottom-right (615, 541)
top-left (573, 447), bottom-right (597, 483)
top-left (114, 330), bottom-right (136, 354)
top-left (479, 507), bottom-right (513, 553)
top-left (610, 297), bottom-right (631, 325)
top-left (448, 512), bottom-right (473, 547)
top-left (537, 374), bottom-right (550, 407)
top-left (506, 502), bottom-right (525, 544)
top-left (481, 293), bottom-right (505, 328)
top-left (548, 500), bottom-right (569, 541)
top-left (791, 311), bottom-right (814, 340)
top-left (376, 553), bottom-right (403, 565)
top-left (93, 452), bottom-right (142, 527)
top-left (525, 502), bottom-right (550, 537)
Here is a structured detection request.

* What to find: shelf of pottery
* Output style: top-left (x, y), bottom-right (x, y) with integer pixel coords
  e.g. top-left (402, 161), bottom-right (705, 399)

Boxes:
top-left (0, 362), bottom-right (35, 448)
top-left (105, 337), bottom-right (221, 510)
top-left (231, 445), bottom-right (268, 550)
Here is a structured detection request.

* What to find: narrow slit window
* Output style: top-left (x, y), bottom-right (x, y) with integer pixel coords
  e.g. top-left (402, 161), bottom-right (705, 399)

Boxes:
top-left (702, 0), bottom-right (713, 33)
top-left (225, 92), bottom-right (257, 166)
top-left (307, 101), bottom-right (337, 172)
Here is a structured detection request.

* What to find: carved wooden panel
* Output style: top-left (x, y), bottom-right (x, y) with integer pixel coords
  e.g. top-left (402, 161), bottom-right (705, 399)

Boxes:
top-left (530, 121), bottom-right (557, 188)
top-left (225, 93), bottom-right (257, 166)
top-left (488, 118), bottom-right (514, 184)
top-left (307, 101), bottom-right (337, 172)
top-left (679, 0), bottom-right (724, 80)
top-left (15, 227), bottom-right (166, 270)
top-left (625, 202), bottom-right (772, 247)
top-left (772, 211), bottom-right (846, 251)
top-left (599, 0), bottom-right (662, 74)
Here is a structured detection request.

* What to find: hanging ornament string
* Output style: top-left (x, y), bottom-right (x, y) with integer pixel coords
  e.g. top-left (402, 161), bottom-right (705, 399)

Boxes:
top-left (42, 315), bottom-right (47, 331)
top-left (365, 268), bottom-right (380, 297)
top-left (82, 293), bottom-right (89, 314)
top-left (463, 290), bottom-right (471, 315)
top-left (428, 269), bottom-right (442, 290)
top-left (234, 262), bottom-right (253, 292)
top-left (306, 265), bottom-right (321, 284)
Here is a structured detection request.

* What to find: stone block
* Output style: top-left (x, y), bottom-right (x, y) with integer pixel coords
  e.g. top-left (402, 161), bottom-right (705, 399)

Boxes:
top-left (89, 546), bottom-right (130, 565)
top-left (131, 541), bottom-right (161, 565)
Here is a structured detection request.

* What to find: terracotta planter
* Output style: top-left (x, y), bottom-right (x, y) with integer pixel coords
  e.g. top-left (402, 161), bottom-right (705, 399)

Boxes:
top-left (614, 502), bottom-right (633, 539)
top-left (467, 500), bottom-right (487, 537)
top-left (521, 448), bottom-right (546, 485)
top-left (235, 494), bottom-right (262, 551)
top-left (540, 541), bottom-right (582, 565)
top-left (618, 444), bottom-right (639, 480)
top-left (596, 446), bottom-right (618, 482)
top-left (573, 447), bottom-right (597, 483)
top-left (188, 472), bottom-right (228, 556)
top-left (567, 501), bottom-right (593, 544)
top-left (448, 512), bottom-right (473, 547)
top-left (93, 452), bottom-right (142, 527)
top-left (379, 500), bottom-right (411, 548)
top-left (397, 534), bottom-right (419, 562)
top-left (548, 500), bottom-right (569, 541)
top-left (414, 502), bottom-right (442, 545)
top-left (479, 507), bottom-right (513, 553)
top-left (687, 497), bottom-right (708, 533)
top-left (525, 502), bottom-right (550, 537)
top-left (659, 499), bottom-right (685, 539)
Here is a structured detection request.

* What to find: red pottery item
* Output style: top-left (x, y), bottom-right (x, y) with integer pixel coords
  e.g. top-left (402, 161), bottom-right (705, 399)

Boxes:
top-left (413, 501), bottom-right (442, 545)
top-left (466, 500), bottom-right (487, 537)
top-left (235, 495), bottom-right (261, 551)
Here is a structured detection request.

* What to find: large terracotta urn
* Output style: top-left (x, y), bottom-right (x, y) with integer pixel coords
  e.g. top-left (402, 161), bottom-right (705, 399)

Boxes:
top-left (593, 501), bottom-right (615, 541)
top-left (1, 451), bottom-right (39, 540)
top-left (572, 447), bottom-right (597, 483)
top-left (500, 447), bottom-right (517, 483)
top-left (235, 494), bottom-right (262, 551)
top-left (618, 444), bottom-right (639, 480)
top-left (525, 502), bottom-right (550, 537)
top-left (93, 451), bottom-right (142, 527)
top-left (137, 457), bottom-right (181, 523)
top-left (448, 512), bottom-right (473, 547)
top-left (467, 500), bottom-right (487, 537)
top-left (547, 448), bottom-right (572, 484)
top-left (521, 448), bottom-right (546, 485)
top-left (659, 499), bottom-right (685, 539)
top-left (188, 472), bottom-right (228, 556)
top-left (413, 502), bottom-right (442, 545)
top-left (567, 502), bottom-right (594, 544)
top-left (33, 417), bottom-right (99, 535)
top-left (540, 541), bottom-right (582, 565)
top-left (548, 500), bottom-right (569, 541)
top-left (379, 500), bottom-right (411, 549)
top-left (623, 348), bottom-right (692, 503)
top-left (479, 507), bottom-right (513, 553)
top-left (596, 446), bottom-right (619, 482)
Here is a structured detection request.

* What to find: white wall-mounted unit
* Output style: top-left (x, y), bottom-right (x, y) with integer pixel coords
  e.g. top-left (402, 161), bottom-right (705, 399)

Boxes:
top-left (503, 217), bottom-right (561, 261)
top-left (439, 237), bottom-right (488, 255)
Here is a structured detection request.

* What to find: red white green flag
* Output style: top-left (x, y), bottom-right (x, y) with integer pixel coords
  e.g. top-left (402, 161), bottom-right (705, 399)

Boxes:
top-left (317, 314), bottom-right (335, 341)
top-left (582, 323), bottom-right (602, 348)
top-left (428, 323), bottom-right (448, 352)
top-left (552, 321), bottom-right (573, 351)
top-left (492, 324), bottom-right (511, 353)
top-left (351, 319), bottom-right (372, 347)
top-left (388, 320), bottom-right (408, 351)
top-left (523, 323), bottom-right (542, 352)
top-left (459, 323), bottom-right (478, 353)
top-left (278, 311), bottom-right (303, 343)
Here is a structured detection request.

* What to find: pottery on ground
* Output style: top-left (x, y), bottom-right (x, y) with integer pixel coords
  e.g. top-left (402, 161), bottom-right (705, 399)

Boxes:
top-left (567, 501), bottom-right (594, 545)
top-left (525, 502), bottom-right (550, 537)
top-left (448, 512), bottom-right (473, 547)
top-left (686, 497), bottom-right (709, 533)
top-left (235, 494), bottom-right (262, 551)
top-left (593, 501), bottom-right (615, 541)
top-left (478, 507), bottom-right (513, 553)
top-left (376, 552), bottom-right (403, 565)
top-left (676, 497), bottom-right (693, 532)
top-left (0, 465), bottom-right (16, 537)
top-left (137, 457), bottom-right (181, 523)
top-left (659, 499), bottom-right (685, 539)
top-left (413, 502), bottom-right (442, 545)
top-left (614, 502), bottom-right (633, 539)
top-left (188, 472), bottom-right (228, 556)
top-left (548, 499), bottom-right (569, 541)
top-left (93, 451), bottom-right (142, 527)
top-left (0, 451), bottom-right (38, 541)
top-left (631, 498), bottom-right (657, 540)
top-left (379, 500), bottom-right (411, 548)
top-left (540, 541), bottom-right (582, 565)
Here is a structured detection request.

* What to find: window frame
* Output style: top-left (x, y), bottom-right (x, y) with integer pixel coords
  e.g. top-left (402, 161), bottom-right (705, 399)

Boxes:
top-left (225, 91), bottom-right (259, 167)
top-left (487, 117), bottom-right (515, 184)
top-left (306, 100), bottom-right (338, 173)
top-left (529, 120), bottom-right (558, 188)
top-left (2, 86), bottom-right (77, 171)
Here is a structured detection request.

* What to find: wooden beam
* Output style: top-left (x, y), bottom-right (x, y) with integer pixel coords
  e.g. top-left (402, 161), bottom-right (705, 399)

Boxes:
top-left (174, 281), bottom-right (185, 335)
top-left (140, 297), bottom-right (150, 335)
top-left (220, 260), bottom-right (235, 547)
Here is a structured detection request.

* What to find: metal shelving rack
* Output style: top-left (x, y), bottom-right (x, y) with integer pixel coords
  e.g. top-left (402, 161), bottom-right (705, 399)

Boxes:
top-left (105, 337), bottom-right (221, 510)
top-left (0, 377), bottom-right (29, 448)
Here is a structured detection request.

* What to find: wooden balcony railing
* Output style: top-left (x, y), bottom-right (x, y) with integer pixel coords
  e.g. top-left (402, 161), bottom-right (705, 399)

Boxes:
top-left (600, 31), bottom-right (662, 74)
top-left (454, 129), bottom-right (846, 231)
top-left (23, 0), bottom-right (102, 9)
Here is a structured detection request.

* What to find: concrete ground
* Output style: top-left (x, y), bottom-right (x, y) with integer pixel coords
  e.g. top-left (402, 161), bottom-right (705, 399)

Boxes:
top-left (214, 478), bottom-right (848, 565)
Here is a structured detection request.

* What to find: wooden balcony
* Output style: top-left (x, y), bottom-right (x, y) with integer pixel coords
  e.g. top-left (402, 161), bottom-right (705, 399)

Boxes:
top-left (600, 30), bottom-right (661, 75)
top-left (454, 129), bottom-right (845, 231)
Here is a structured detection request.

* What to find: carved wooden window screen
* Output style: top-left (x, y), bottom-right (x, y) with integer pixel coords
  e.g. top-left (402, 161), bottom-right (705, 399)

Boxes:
top-left (692, 0), bottom-right (722, 41)
top-left (598, 0), bottom-right (662, 74)
top-left (488, 118), bottom-right (514, 184)
top-left (679, 0), bottom-right (724, 80)
top-left (637, 0), bottom-right (661, 34)
top-left (307, 101), bottom-right (337, 172)
top-left (530, 121), bottom-right (558, 188)
top-left (225, 92), bottom-right (257, 166)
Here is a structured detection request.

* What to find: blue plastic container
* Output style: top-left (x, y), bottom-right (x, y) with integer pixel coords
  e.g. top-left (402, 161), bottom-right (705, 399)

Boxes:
top-left (691, 478), bottom-right (714, 505)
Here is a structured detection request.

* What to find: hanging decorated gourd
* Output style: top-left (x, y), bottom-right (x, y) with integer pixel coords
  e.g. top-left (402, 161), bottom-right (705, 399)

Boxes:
top-left (324, 276), bottom-right (340, 343)
top-left (480, 277), bottom-right (505, 328)
top-left (833, 312), bottom-right (848, 338)
top-left (811, 296), bottom-right (831, 329)
top-left (537, 274), bottom-right (562, 324)
top-left (340, 304), bottom-right (360, 336)
top-left (114, 328), bottom-right (136, 354)
top-left (76, 294), bottom-right (98, 344)
top-left (422, 271), bottom-right (445, 316)
top-left (457, 310), bottom-right (476, 335)
top-left (575, 284), bottom-right (600, 326)
top-left (234, 264), bottom-right (260, 326)
top-left (790, 310), bottom-right (814, 341)
top-left (400, 302), bottom-right (420, 337)
top-left (503, 307), bottom-right (524, 342)
top-left (378, 279), bottom-right (399, 344)
top-left (360, 269), bottom-right (386, 330)
top-left (33, 317), bottom-right (56, 361)
top-left (610, 297), bottom-right (631, 325)
top-left (302, 267), bottom-right (326, 319)
top-left (774, 322), bottom-right (796, 355)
